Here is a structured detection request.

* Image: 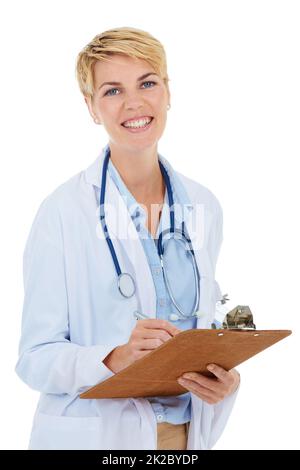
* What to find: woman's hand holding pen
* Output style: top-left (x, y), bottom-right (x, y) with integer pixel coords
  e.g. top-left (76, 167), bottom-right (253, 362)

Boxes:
top-left (126, 318), bottom-right (181, 362)
top-left (103, 319), bottom-right (181, 373)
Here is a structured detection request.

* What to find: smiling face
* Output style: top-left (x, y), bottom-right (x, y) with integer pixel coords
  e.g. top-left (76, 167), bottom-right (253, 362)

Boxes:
top-left (85, 54), bottom-right (170, 153)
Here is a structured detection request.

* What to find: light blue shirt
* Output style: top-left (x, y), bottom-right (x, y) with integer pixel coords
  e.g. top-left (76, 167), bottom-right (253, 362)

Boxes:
top-left (107, 157), bottom-right (198, 425)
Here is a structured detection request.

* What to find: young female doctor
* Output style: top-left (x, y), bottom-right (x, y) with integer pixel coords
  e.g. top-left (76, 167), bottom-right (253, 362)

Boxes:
top-left (15, 27), bottom-right (240, 450)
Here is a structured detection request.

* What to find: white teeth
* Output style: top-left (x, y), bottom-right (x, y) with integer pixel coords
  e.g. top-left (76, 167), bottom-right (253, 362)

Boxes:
top-left (123, 117), bottom-right (152, 128)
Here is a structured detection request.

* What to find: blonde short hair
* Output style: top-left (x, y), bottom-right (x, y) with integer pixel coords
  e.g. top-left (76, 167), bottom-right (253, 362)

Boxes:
top-left (75, 26), bottom-right (170, 99)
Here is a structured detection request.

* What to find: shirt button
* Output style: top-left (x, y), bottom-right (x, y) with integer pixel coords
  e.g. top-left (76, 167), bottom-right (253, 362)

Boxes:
top-left (169, 313), bottom-right (179, 321)
top-left (153, 267), bottom-right (161, 275)
top-left (159, 299), bottom-right (165, 307)
top-left (157, 414), bottom-right (164, 423)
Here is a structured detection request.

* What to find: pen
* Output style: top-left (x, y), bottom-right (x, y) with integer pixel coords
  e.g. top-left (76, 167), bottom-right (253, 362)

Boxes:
top-left (133, 310), bottom-right (150, 320)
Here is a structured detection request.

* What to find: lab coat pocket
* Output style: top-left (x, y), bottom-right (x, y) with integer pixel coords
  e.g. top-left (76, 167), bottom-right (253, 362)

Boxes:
top-left (29, 412), bottom-right (103, 450)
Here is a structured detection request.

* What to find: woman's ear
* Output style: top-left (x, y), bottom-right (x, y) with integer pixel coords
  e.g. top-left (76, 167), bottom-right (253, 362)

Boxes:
top-left (84, 96), bottom-right (101, 124)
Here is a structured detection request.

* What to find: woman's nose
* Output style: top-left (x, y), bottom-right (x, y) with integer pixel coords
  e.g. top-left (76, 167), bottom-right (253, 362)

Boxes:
top-left (123, 94), bottom-right (147, 109)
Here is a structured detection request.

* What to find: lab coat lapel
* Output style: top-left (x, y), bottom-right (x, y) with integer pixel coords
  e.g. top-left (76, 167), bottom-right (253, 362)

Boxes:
top-left (104, 173), bottom-right (157, 319)
top-left (183, 197), bottom-right (215, 330)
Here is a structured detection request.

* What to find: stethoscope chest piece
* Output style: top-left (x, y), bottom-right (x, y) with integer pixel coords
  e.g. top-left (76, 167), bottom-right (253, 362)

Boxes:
top-left (118, 272), bottom-right (136, 298)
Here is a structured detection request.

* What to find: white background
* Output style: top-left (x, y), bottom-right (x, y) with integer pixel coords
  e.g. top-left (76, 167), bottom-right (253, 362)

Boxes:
top-left (0, 0), bottom-right (299, 450)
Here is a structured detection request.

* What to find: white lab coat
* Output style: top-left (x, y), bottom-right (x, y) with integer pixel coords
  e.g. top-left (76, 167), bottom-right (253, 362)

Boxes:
top-left (15, 144), bottom-right (239, 450)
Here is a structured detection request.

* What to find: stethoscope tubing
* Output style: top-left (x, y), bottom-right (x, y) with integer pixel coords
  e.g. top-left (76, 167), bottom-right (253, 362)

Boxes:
top-left (99, 147), bottom-right (200, 318)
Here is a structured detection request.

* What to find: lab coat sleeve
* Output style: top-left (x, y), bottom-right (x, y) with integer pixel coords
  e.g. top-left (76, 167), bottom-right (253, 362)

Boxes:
top-left (15, 195), bottom-right (119, 396)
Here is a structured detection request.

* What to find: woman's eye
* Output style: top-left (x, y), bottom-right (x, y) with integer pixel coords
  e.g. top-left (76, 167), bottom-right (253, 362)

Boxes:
top-left (142, 80), bottom-right (156, 88)
top-left (104, 81), bottom-right (156, 97)
top-left (104, 88), bottom-right (119, 97)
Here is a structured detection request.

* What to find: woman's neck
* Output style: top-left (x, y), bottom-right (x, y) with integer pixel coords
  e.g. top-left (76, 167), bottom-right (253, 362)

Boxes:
top-left (108, 143), bottom-right (165, 203)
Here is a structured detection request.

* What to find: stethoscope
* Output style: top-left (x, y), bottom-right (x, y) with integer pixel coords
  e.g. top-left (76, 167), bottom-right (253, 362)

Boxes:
top-left (99, 147), bottom-right (201, 320)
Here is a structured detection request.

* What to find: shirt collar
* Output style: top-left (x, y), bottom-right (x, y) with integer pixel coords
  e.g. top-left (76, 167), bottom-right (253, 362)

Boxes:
top-left (84, 143), bottom-right (193, 223)
top-left (107, 158), bottom-right (142, 220)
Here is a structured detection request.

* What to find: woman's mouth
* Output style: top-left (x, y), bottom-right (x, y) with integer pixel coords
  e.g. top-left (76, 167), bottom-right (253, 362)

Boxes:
top-left (121, 117), bottom-right (154, 133)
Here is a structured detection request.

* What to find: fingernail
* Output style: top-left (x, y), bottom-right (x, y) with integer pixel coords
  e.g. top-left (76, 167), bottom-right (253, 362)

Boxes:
top-left (207, 365), bottom-right (214, 371)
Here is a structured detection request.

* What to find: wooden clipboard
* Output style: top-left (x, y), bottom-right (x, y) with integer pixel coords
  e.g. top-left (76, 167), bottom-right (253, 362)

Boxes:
top-left (80, 328), bottom-right (292, 399)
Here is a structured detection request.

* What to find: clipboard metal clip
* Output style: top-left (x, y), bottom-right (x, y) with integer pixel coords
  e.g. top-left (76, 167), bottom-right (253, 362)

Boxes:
top-left (222, 305), bottom-right (256, 330)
